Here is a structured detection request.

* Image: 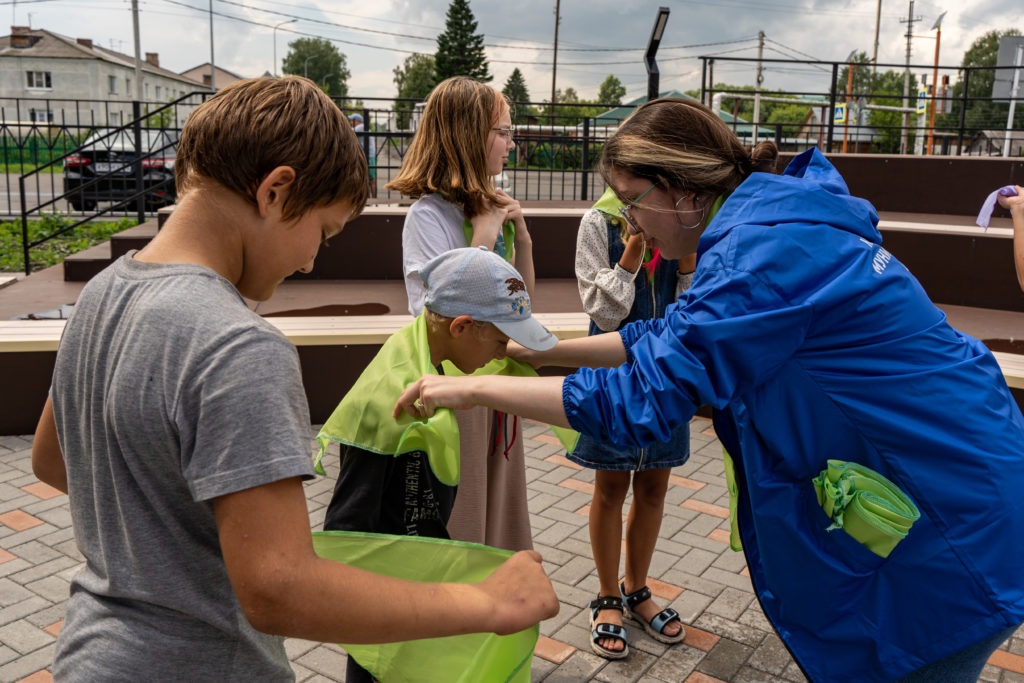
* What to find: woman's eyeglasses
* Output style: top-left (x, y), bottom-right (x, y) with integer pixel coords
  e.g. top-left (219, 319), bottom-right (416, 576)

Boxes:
top-left (492, 127), bottom-right (515, 141)
top-left (617, 181), bottom-right (658, 235)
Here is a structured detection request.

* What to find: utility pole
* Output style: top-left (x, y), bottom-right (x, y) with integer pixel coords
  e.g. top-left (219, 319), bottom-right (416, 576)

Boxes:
top-left (925, 11), bottom-right (945, 155)
top-left (753, 31), bottom-right (765, 142)
top-left (872, 0), bottom-right (882, 77)
top-left (131, 0), bottom-right (143, 102)
top-left (208, 0), bottom-right (216, 92)
top-left (550, 0), bottom-right (560, 129)
top-left (898, 0), bottom-right (920, 154)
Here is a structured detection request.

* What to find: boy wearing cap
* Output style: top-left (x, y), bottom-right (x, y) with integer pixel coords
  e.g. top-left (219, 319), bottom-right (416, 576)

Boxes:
top-left (318, 245), bottom-right (556, 539)
top-left (317, 245), bottom-right (557, 683)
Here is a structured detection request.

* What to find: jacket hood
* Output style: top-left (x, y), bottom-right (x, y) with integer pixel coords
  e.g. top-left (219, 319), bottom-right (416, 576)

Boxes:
top-left (703, 148), bottom-right (880, 252)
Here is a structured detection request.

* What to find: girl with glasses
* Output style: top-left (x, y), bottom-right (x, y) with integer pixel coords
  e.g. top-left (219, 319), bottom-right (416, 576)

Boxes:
top-left (396, 97), bottom-right (1024, 681)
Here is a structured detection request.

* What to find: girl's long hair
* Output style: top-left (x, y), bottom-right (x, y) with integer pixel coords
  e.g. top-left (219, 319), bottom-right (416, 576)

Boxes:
top-left (386, 76), bottom-right (510, 218)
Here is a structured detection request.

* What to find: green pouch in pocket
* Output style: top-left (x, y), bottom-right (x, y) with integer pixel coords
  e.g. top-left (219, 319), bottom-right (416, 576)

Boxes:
top-left (812, 460), bottom-right (921, 558)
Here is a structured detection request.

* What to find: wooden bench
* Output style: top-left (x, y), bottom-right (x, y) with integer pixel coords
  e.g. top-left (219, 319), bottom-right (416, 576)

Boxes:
top-left (5, 313), bottom-right (1024, 434)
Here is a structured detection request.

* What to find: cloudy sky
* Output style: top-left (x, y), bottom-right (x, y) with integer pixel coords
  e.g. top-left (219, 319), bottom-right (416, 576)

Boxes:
top-left (11, 0), bottom-right (1024, 101)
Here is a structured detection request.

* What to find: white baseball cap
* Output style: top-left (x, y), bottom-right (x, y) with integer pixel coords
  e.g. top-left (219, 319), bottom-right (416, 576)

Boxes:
top-left (420, 247), bottom-right (557, 351)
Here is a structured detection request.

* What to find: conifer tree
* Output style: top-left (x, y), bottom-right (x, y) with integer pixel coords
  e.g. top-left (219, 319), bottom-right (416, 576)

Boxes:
top-left (435, 0), bottom-right (491, 82)
top-left (502, 68), bottom-right (530, 104)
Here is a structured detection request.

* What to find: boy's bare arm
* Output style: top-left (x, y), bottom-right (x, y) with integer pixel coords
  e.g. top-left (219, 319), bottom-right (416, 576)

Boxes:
top-left (214, 477), bottom-right (558, 643)
top-left (32, 397), bottom-right (68, 493)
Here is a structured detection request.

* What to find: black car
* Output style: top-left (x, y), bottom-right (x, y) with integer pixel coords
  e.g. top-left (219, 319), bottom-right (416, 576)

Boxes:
top-left (63, 128), bottom-right (178, 211)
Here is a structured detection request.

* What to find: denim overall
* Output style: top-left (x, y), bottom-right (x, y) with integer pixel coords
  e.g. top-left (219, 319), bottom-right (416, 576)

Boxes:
top-left (569, 217), bottom-right (691, 471)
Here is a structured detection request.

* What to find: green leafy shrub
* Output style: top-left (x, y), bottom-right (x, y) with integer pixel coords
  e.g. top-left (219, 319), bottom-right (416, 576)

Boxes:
top-left (0, 213), bottom-right (138, 273)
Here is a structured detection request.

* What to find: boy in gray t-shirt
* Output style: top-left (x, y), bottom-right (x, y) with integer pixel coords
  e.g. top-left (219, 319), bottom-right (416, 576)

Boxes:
top-left (31, 77), bottom-right (558, 681)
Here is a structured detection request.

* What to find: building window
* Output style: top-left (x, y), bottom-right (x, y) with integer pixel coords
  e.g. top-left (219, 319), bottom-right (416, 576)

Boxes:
top-left (108, 75), bottom-right (117, 94)
top-left (25, 71), bottom-right (51, 89)
top-left (144, 82), bottom-right (150, 99)
top-left (109, 112), bottom-right (121, 126)
top-left (29, 109), bottom-right (53, 123)
top-left (155, 85), bottom-right (162, 100)
top-left (126, 77), bottom-right (131, 94)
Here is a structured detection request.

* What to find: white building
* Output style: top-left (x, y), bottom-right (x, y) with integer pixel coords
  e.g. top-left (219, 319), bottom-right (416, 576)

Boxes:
top-left (0, 26), bottom-right (205, 130)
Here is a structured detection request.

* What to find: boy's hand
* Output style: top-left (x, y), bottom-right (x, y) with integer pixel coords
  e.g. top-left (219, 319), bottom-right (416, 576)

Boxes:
top-left (998, 185), bottom-right (1024, 214)
top-left (476, 550), bottom-right (559, 635)
top-left (394, 375), bottom-right (478, 418)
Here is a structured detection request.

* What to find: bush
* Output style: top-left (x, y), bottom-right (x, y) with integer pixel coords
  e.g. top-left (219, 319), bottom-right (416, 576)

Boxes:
top-left (0, 213), bottom-right (138, 273)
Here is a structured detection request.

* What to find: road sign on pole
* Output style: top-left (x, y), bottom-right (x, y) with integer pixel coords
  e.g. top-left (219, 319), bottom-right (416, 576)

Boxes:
top-left (834, 102), bottom-right (847, 124)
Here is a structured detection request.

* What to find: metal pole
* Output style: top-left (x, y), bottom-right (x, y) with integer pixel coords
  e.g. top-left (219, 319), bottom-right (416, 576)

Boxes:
top-left (957, 68), bottom-right (969, 156)
top-left (873, 0), bottom-right (882, 77)
top-left (926, 25), bottom-right (940, 154)
top-left (550, 0), bottom-right (560, 128)
top-left (133, 100), bottom-right (145, 224)
top-left (645, 8), bottom-right (670, 104)
top-left (843, 62), bottom-right (854, 153)
top-left (273, 19), bottom-right (296, 78)
top-left (899, 0), bottom-right (919, 155)
top-left (131, 0), bottom-right (143, 101)
top-left (19, 176), bottom-right (29, 275)
top-left (827, 63), bottom-right (839, 153)
top-left (753, 31), bottom-right (764, 141)
top-left (1003, 44), bottom-right (1023, 157)
top-left (581, 117), bottom-right (590, 201)
top-left (208, 0), bottom-right (215, 92)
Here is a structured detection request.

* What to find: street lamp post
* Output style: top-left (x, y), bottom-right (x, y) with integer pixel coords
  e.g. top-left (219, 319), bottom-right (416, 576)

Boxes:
top-left (304, 55), bottom-right (314, 79)
top-left (925, 11), bottom-right (946, 155)
top-left (273, 19), bottom-right (297, 77)
top-left (645, 7), bottom-right (671, 103)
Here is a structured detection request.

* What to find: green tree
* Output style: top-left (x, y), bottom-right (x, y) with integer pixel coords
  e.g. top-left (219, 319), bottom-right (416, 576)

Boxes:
top-left (435, 0), bottom-right (491, 82)
top-left (597, 75), bottom-right (626, 106)
top-left (393, 53), bottom-right (436, 129)
top-left (868, 69), bottom-right (918, 154)
top-left (502, 68), bottom-right (530, 103)
top-left (936, 29), bottom-right (1024, 136)
top-left (539, 88), bottom-right (604, 127)
top-left (502, 68), bottom-right (537, 124)
top-left (282, 38), bottom-right (350, 99)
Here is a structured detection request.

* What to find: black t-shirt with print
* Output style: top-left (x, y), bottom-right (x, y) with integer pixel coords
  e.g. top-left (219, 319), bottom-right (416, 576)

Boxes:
top-left (322, 444), bottom-right (456, 539)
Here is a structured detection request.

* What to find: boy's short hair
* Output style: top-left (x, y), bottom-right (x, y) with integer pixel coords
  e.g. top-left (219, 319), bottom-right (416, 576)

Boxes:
top-left (175, 76), bottom-right (368, 221)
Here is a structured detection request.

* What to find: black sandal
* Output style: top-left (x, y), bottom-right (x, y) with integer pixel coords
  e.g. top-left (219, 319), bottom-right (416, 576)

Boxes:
top-left (619, 582), bottom-right (685, 644)
top-left (588, 595), bottom-right (629, 660)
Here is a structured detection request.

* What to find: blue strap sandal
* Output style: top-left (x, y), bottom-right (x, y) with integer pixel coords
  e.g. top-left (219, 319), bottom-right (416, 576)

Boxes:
top-left (620, 582), bottom-right (685, 644)
top-left (588, 595), bottom-right (629, 660)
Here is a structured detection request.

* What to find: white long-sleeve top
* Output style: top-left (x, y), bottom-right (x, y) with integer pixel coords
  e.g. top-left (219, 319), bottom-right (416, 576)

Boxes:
top-left (574, 209), bottom-right (694, 332)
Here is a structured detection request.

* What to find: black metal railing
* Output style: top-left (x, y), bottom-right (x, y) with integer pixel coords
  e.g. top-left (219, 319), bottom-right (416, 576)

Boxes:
top-left (17, 92), bottom-right (210, 274)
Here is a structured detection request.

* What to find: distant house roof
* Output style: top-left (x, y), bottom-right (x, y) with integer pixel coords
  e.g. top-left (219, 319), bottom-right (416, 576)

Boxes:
top-left (180, 63), bottom-right (245, 90)
top-left (589, 90), bottom-right (696, 127)
top-left (0, 28), bottom-right (204, 88)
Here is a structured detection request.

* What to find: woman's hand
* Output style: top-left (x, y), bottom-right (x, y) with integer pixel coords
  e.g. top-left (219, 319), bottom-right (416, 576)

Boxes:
top-left (998, 185), bottom-right (1024, 214)
top-left (394, 375), bottom-right (479, 419)
top-left (506, 341), bottom-right (541, 369)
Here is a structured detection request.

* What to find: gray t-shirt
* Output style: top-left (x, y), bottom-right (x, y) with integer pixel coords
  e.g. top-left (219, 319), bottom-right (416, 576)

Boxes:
top-left (50, 253), bottom-right (313, 681)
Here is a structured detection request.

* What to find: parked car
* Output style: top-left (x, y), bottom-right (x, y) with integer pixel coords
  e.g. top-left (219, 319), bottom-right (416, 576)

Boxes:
top-left (63, 128), bottom-right (178, 211)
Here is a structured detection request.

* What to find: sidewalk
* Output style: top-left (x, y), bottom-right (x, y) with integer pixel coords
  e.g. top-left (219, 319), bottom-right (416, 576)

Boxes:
top-left (0, 419), bottom-right (1022, 682)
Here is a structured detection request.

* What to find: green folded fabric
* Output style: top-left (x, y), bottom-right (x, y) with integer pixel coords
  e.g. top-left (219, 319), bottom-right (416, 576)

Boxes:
top-left (315, 314), bottom-right (578, 486)
top-left (722, 448), bottom-right (743, 552)
top-left (812, 460), bottom-right (921, 558)
top-left (312, 531), bottom-right (536, 683)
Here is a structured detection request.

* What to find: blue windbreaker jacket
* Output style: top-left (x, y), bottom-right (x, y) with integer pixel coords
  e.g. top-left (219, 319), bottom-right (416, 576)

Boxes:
top-left (562, 148), bottom-right (1024, 682)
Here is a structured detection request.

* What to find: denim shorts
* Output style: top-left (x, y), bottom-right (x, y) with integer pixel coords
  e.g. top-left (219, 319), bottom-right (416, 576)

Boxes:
top-left (568, 421), bottom-right (690, 472)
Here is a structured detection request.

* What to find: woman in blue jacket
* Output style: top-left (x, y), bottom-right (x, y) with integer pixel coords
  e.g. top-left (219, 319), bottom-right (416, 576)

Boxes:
top-left (396, 98), bottom-right (1024, 682)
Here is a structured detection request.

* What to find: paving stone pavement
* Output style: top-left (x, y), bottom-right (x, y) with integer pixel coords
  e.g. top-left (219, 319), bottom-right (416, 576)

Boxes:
top-left (1, 419), bottom-right (1023, 682)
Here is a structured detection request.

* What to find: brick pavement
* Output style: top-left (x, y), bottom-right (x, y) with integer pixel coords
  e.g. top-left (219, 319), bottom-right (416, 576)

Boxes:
top-left (1, 419), bottom-right (1023, 682)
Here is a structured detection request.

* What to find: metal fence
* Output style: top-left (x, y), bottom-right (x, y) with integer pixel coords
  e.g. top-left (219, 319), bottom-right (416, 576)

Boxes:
top-left (9, 55), bottom-right (1024, 272)
top-left (698, 56), bottom-right (1024, 156)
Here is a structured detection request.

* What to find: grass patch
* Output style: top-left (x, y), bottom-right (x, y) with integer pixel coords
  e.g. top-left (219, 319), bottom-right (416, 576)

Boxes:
top-left (0, 213), bottom-right (138, 273)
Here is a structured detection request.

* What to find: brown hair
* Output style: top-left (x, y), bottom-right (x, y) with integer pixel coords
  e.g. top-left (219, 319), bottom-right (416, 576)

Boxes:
top-left (600, 97), bottom-right (778, 203)
top-left (385, 76), bottom-right (509, 218)
top-left (175, 76), bottom-right (368, 220)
